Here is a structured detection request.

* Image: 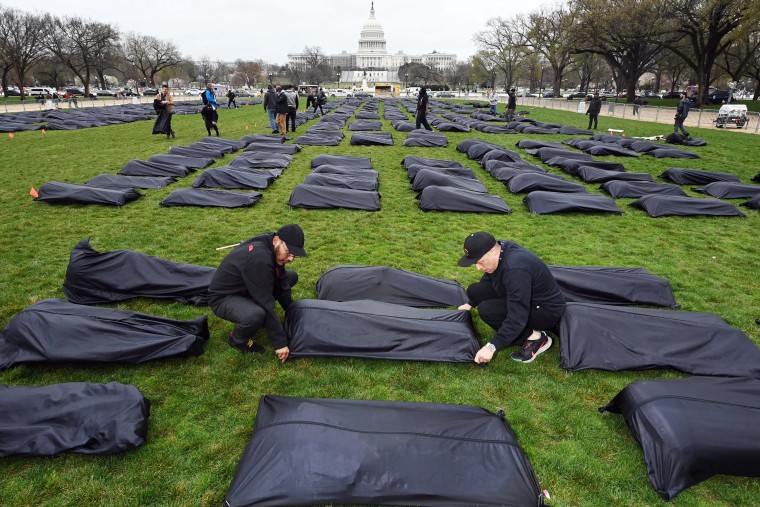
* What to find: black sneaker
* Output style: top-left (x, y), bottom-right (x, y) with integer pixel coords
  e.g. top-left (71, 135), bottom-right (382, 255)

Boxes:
top-left (511, 333), bottom-right (552, 363)
top-left (228, 333), bottom-right (265, 354)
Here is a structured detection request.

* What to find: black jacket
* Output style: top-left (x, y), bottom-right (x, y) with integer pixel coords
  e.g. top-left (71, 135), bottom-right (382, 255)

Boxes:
top-left (416, 93), bottom-right (429, 114)
top-left (208, 233), bottom-right (294, 349)
top-left (587, 98), bottom-right (602, 115)
top-left (275, 91), bottom-right (289, 114)
top-left (264, 89), bottom-right (277, 111)
top-left (475, 241), bottom-right (566, 349)
top-left (507, 92), bottom-right (516, 109)
top-left (676, 98), bottom-right (690, 119)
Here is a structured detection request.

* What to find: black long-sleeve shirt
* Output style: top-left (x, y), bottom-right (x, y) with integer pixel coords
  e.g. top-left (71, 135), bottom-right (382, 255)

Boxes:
top-left (475, 241), bottom-right (566, 349)
top-left (208, 233), bottom-right (293, 349)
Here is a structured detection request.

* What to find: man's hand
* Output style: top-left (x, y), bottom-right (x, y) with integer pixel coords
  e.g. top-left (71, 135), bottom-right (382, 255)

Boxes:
top-left (275, 346), bottom-right (290, 363)
top-left (458, 303), bottom-right (472, 311)
top-left (474, 345), bottom-right (494, 365)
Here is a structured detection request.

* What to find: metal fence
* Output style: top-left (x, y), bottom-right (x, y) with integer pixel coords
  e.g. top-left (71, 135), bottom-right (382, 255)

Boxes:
top-left (514, 96), bottom-right (760, 134)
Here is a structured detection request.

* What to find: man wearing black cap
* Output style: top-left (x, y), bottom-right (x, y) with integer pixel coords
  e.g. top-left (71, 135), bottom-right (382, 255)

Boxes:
top-left (208, 224), bottom-right (307, 362)
top-left (674, 92), bottom-right (690, 138)
top-left (586, 92), bottom-right (602, 129)
top-left (457, 232), bottom-right (565, 364)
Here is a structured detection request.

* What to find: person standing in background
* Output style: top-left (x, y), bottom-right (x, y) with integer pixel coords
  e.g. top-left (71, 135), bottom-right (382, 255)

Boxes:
top-left (284, 85), bottom-right (299, 133)
top-left (264, 84), bottom-right (278, 133)
top-left (415, 87), bottom-right (432, 131)
top-left (586, 92), bottom-right (602, 130)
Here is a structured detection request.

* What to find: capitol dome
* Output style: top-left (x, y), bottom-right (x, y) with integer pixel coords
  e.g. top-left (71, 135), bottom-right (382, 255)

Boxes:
top-left (357, 2), bottom-right (388, 61)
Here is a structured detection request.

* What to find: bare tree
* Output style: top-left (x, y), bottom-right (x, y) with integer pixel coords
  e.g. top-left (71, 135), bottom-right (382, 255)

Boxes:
top-left (518, 6), bottom-right (577, 97)
top-left (195, 56), bottom-right (217, 84)
top-left (474, 16), bottom-right (522, 90)
top-left (470, 51), bottom-right (499, 90)
top-left (0, 7), bottom-right (47, 100)
top-left (570, 0), bottom-right (670, 102)
top-left (44, 15), bottom-right (120, 96)
top-left (34, 55), bottom-right (72, 90)
top-left (442, 62), bottom-right (472, 92)
top-left (232, 59), bottom-right (263, 87)
top-left (716, 26), bottom-right (760, 91)
top-left (299, 46), bottom-right (331, 85)
top-left (124, 33), bottom-right (182, 87)
top-left (665, 0), bottom-right (757, 105)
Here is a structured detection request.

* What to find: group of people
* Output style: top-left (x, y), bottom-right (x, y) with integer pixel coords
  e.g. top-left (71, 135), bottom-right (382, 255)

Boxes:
top-left (262, 85), bottom-right (327, 140)
top-left (152, 83), bottom-right (220, 138)
top-left (210, 225), bottom-right (566, 366)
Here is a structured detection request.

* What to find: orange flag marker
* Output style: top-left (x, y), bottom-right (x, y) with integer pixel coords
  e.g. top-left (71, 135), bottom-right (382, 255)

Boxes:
top-left (41, 129), bottom-right (47, 135)
top-left (30, 187), bottom-right (39, 198)
top-left (8, 133), bottom-right (14, 138)
top-left (245, 124), bottom-right (249, 130)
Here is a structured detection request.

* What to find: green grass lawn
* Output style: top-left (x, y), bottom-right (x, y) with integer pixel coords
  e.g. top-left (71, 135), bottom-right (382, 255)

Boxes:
top-left (0, 100), bottom-right (758, 507)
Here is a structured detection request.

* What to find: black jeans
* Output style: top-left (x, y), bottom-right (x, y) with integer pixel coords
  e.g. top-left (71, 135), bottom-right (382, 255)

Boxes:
top-left (466, 281), bottom-right (564, 346)
top-left (287, 108), bottom-right (297, 131)
top-left (415, 110), bottom-right (431, 130)
top-left (588, 113), bottom-right (598, 129)
top-left (313, 104), bottom-right (324, 115)
top-left (210, 270), bottom-right (298, 345)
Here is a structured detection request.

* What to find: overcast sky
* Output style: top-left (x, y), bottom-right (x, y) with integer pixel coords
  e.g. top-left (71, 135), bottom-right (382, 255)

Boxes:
top-left (4, 0), bottom-right (542, 64)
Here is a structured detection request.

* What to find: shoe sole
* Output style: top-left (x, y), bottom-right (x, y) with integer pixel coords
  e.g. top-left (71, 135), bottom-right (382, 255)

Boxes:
top-left (511, 336), bottom-right (552, 363)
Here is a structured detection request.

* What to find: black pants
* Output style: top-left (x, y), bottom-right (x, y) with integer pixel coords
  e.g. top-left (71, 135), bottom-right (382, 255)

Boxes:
top-left (227, 98), bottom-right (236, 108)
top-left (674, 117), bottom-right (688, 136)
top-left (201, 107), bottom-right (219, 134)
top-left (588, 113), bottom-right (599, 129)
top-left (287, 108), bottom-right (297, 131)
top-left (210, 270), bottom-right (298, 345)
top-left (466, 281), bottom-right (564, 346)
top-left (415, 110), bottom-right (432, 130)
top-left (313, 103), bottom-right (324, 115)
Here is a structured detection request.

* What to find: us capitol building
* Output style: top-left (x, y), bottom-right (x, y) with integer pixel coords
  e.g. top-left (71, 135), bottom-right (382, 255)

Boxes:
top-left (287, 3), bottom-right (457, 85)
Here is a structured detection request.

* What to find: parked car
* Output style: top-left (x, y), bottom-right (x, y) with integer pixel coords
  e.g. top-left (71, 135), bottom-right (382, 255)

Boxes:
top-left (708, 89), bottom-right (733, 104)
top-left (64, 87), bottom-right (96, 98)
top-left (354, 91), bottom-right (372, 98)
top-left (27, 87), bottom-right (55, 97)
top-left (96, 89), bottom-right (118, 97)
top-left (185, 89), bottom-right (202, 96)
top-left (566, 91), bottom-right (588, 100)
top-left (119, 89), bottom-right (140, 97)
top-left (435, 92), bottom-right (455, 98)
top-left (617, 90), bottom-right (627, 98)
top-left (543, 91), bottom-right (562, 98)
top-left (142, 88), bottom-right (159, 96)
top-left (643, 91), bottom-right (661, 99)
top-left (662, 90), bottom-right (683, 99)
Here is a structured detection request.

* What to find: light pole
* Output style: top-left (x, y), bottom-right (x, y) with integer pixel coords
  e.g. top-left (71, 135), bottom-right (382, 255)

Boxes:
top-left (405, 73), bottom-right (409, 96)
top-left (337, 72), bottom-right (341, 88)
top-left (268, 73), bottom-right (273, 86)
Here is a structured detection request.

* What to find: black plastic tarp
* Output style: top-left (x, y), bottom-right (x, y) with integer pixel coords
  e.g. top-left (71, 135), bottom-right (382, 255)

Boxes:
top-left (34, 182), bottom-right (142, 206)
top-left (534, 147), bottom-right (593, 163)
top-left (742, 194), bottom-right (760, 210)
top-left (292, 132), bottom-right (343, 146)
top-left (348, 120), bottom-right (383, 130)
top-left (659, 167), bottom-right (741, 185)
top-left (119, 159), bottom-right (192, 178)
top-left (288, 184), bottom-right (380, 211)
top-left (311, 154), bottom-right (372, 169)
top-left (402, 156), bottom-right (462, 169)
top-left (693, 181), bottom-right (760, 199)
top-left (159, 188), bottom-right (261, 208)
top-left (548, 266), bottom-right (678, 307)
top-left (224, 395), bottom-right (544, 507)
top-left (407, 164), bottom-right (476, 180)
top-left (63, 238), bottom-right (215, 306)
top-left (303, 172), bottom-right (379, 191)
top-left (631, 195), bottom-right (745, 217)
top-left (649, 148), bottom-right (700, 159)
top-left (285, 299), bottom-right (477, 362)
top-left (507, 173), bottom-right (587, 194)
top-left (229, 153), bottom-right (291, 169)
top-left (560, 303), bottom-right (760, 377)
top-left (524, 191), bottom-right (623, 214)
top-left (192, 168), bottom-right (276, 190)
top-left (149, 154), bottom-right (214, 169)
top-left (168, 145), bottom-right (225, 159)
top-left (576, 167), bottom-right (653, 184)
top-left (312, 165), bottom-right (378, 178)
top-left (315, 265), bottom-right (466, 307)
top-left (0, 381), bottom-right (149, 457)
top-left (550, 158), bottom-right (625, 175)
top-left (350, 132), bottom-right (394, 145)
top-left (0, 299), bottom-right (208, 369)
top-left (243, 143), bottom-right (301, 155)
top-left (403, 130), bottom-right (449, 147)
top-left (85, 174), bottom-right (176, 189)
top-left (411, 169), bottom-right (487, 193)
top-left (599, 376), bottom-right (760, 500)
top-left (600, 180), bottom-right (686, 198)
top-left (419, 186), bottom-right (512, 214)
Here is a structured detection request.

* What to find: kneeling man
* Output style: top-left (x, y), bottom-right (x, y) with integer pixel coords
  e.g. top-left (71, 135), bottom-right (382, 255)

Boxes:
top-left (457, 232), bottom-right (565, 365)
top-left (209, 224), bottom-right (307, 362)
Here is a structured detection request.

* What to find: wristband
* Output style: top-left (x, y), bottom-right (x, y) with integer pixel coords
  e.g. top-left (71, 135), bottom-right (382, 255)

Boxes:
top-left (486, 343), bottom-right (496, 353)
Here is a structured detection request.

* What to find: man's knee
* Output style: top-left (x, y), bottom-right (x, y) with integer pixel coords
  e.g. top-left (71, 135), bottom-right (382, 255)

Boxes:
top-left (286, 269), bottom-right (298, 288)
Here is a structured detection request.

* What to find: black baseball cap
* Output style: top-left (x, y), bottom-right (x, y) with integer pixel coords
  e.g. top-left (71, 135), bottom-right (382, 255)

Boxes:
top-left (458, 232), bottom-right (497, 267)
top-left (276, 224), bottom-right (307, 257)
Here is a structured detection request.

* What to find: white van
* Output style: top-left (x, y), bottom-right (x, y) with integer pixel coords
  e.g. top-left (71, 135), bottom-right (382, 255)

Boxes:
top-left (28, 87), bottom-right (55, 97)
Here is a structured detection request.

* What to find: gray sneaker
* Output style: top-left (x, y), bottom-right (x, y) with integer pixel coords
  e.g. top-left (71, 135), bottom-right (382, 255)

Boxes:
top-left (510, 332), bottom-right (552, 363)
